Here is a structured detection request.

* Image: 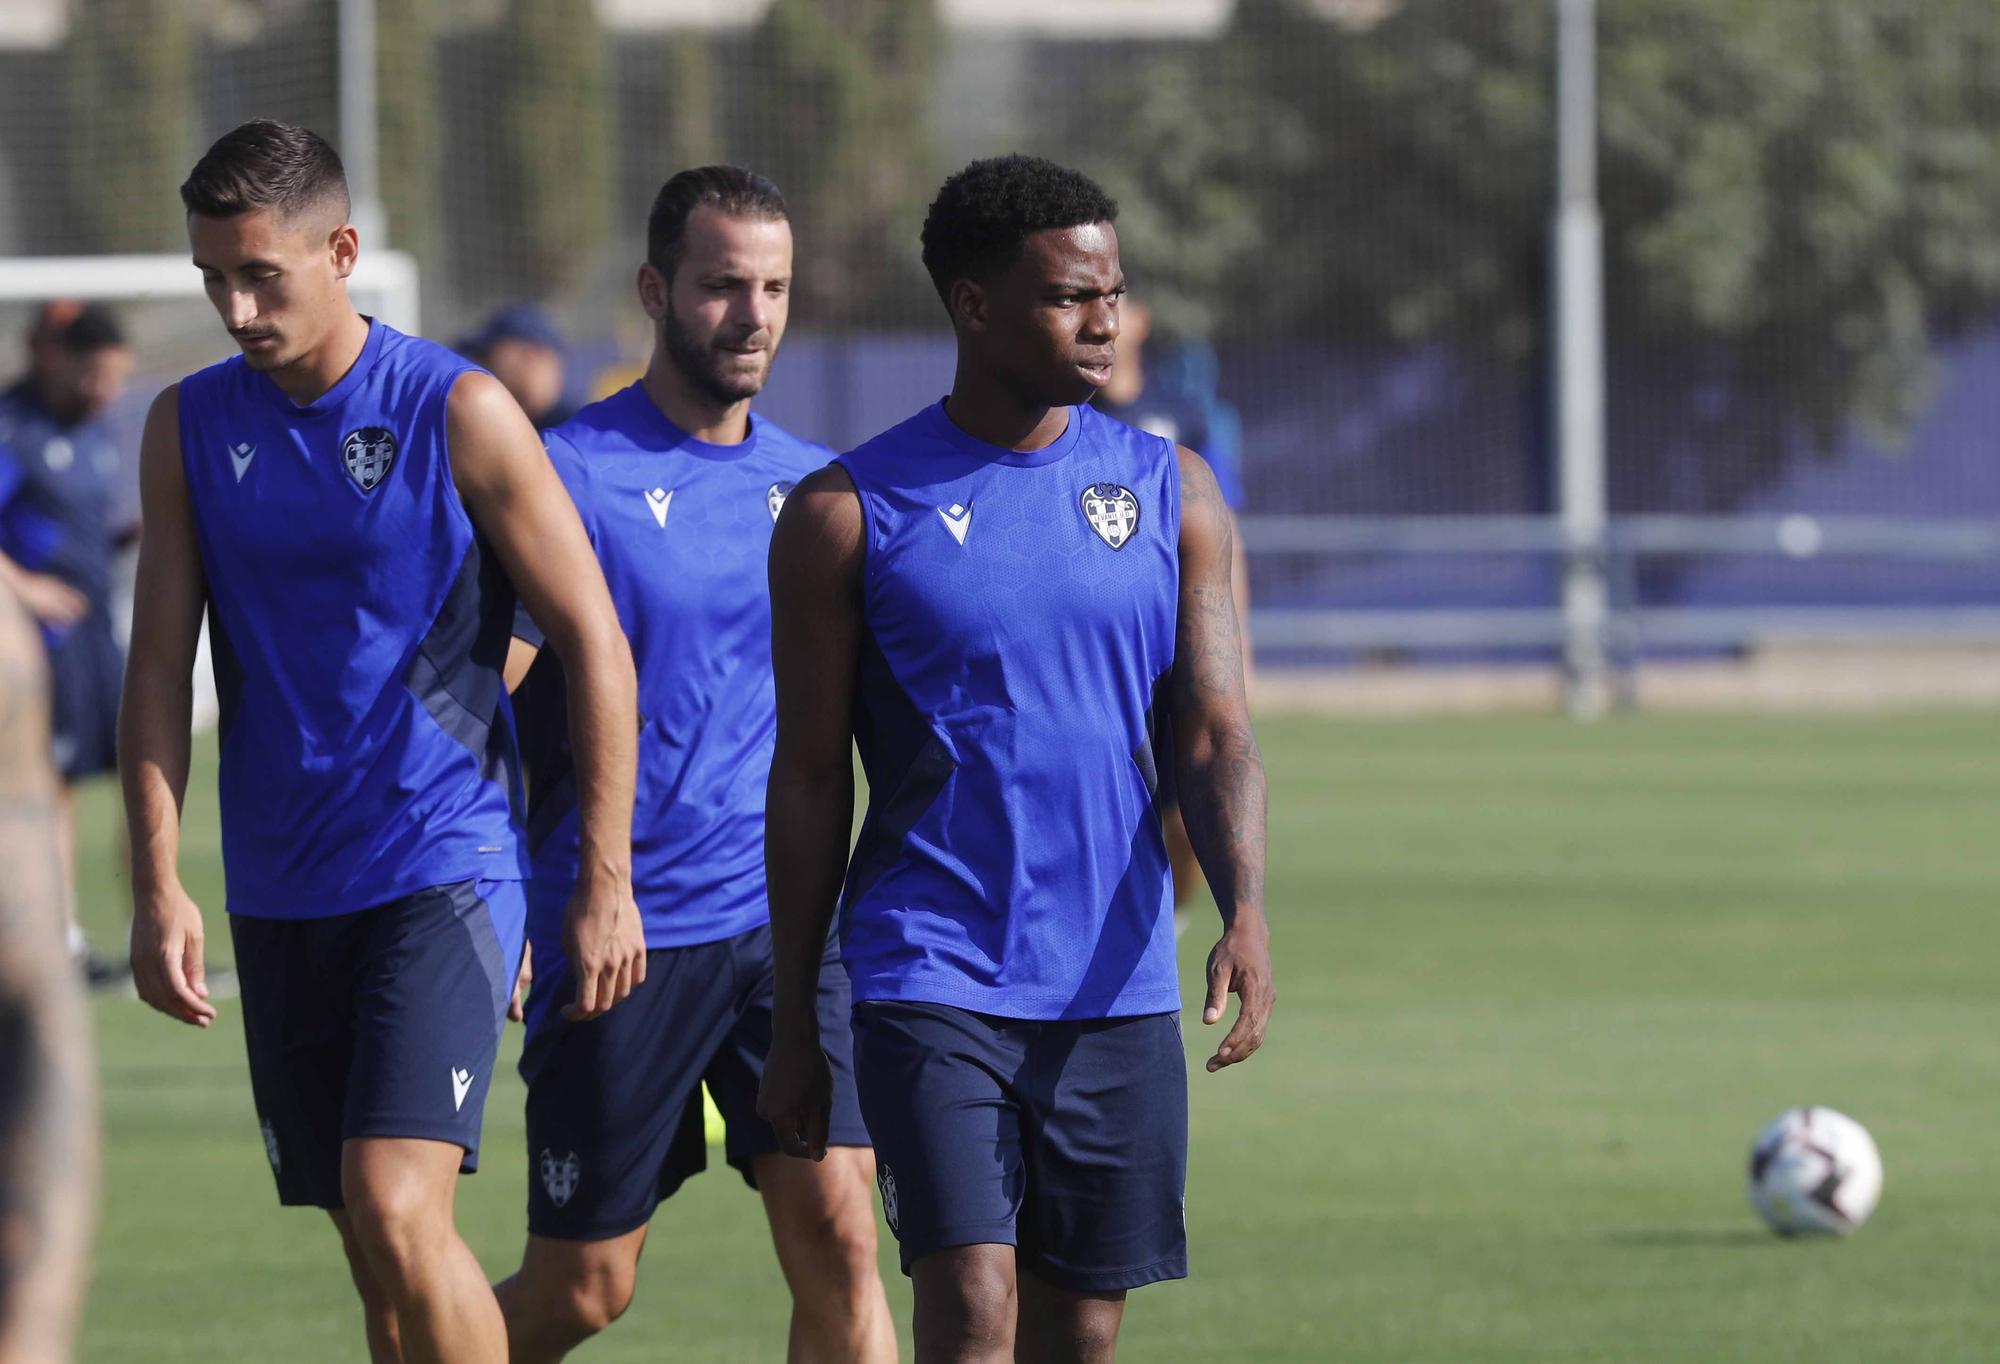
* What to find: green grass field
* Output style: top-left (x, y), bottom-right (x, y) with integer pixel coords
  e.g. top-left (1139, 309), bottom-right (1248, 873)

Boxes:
top-left (70, 712), bottom-right (2000, 1362)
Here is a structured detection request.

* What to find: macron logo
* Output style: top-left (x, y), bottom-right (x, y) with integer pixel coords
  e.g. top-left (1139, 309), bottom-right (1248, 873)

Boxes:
top-left (937, 502), bottom-right (972, 546)
top-left (228, 442), bottom-right (256, 483)
top-left (645, 486), bottom-right (673, 529)
top-left (451, 1067), bottom-right (474, 1112)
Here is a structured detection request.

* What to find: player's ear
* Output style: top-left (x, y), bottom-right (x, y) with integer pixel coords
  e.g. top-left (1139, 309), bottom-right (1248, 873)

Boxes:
top-left (328, 221), bottom-right (359, 281)
top-left (637, 262), bottom-right (670, 322)
top-left (949, 278), bottom-right (989, 334)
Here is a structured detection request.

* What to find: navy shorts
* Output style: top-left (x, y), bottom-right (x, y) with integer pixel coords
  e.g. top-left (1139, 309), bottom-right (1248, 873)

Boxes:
top-left (853, 1002), bottom-right (1189, 1292)
top-left (231, 878), bottom-right (526, 1209)
top-left (48, 611), bottom-right (121, 781)
top-left (519, 923), bottom-right (870, 1241)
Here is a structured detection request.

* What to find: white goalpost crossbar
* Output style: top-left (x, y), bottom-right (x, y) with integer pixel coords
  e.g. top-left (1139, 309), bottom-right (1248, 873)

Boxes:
top-left (0, 250), bottom-right (422, 334)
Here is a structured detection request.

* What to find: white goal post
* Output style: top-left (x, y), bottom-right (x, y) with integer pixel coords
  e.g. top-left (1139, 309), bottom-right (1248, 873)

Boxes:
top-left (0, 249), bottom-right (422, 335)
top-left (0, 248), bottom-right (421, 735)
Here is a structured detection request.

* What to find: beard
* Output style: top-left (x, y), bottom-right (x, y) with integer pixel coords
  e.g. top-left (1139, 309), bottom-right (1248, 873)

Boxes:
top-left (661, 299), bottom-right (772, 407)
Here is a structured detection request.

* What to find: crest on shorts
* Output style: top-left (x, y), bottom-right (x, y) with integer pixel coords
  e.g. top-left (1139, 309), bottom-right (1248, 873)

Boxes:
top-left (877, 1162), bottom-right (900, 1233)
top-left (341, 426), bottom-right (398, 492)
top-left (261, 1118), bottom-right (282, 1174)
top-left (540, 1148), bottom-right (580, 1208)
top-left (767, 481), bottom-right (795, 523)
top-left (1079, 482), bottom-right (1140, 550)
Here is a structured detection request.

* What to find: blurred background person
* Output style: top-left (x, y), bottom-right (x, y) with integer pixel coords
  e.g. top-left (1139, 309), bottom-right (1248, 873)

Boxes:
top-left (0, 587), bottom-right (98, 1364)
top-left (1094, 298), bottom-right (1253, 924)
top-left (457, 303), bottom-right (576, 429)
top-left (0, 301), bottom-right (136, 989)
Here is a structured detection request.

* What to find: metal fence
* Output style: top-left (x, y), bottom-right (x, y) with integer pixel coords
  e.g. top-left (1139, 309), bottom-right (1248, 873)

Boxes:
top-left (1, 0), bottom-right (1996, 706)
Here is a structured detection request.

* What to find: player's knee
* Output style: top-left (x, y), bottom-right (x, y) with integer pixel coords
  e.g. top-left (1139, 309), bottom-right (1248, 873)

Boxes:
top-left (1060, 1310), bottom-right (1122, 1364)
top-left (828, 1212), bottom-right (881, 1291)
top-left (933, 1262), bottom-right (1016, 1350)
top-left (333, 1218), bottom-right (396, 1317)
top-left (556, 1258), bottom-right (636, 1338)
top-left (342, 1177), bottom-right (445, 1284)
top-left (800, 1201), bottom-right (879, 1283)
top-left (773, 1168), bottom-right (881, 1302)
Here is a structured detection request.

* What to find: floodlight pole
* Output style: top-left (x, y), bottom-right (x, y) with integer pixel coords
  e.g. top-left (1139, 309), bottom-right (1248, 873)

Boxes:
top-left (1553, 0), bottom-right (1610, 718)
top-left (338, 0), bottom-right (388, 247)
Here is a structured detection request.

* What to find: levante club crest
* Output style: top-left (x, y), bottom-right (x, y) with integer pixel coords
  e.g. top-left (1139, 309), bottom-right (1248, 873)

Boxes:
top-left (540, 1148), bottom-right (580, 1208)
top-left (1080, 482), bottom-right (1140, 549)
top-left (341, 426), bottom-right (398, 492)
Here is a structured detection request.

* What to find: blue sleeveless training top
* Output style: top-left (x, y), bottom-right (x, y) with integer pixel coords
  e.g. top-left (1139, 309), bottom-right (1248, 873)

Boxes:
top-left (513, 384), bottom-right (830, 954)
top-left (834, 399), bottom-right (1181, 1020)
top-left (177, 319), bottom-right (524, 919)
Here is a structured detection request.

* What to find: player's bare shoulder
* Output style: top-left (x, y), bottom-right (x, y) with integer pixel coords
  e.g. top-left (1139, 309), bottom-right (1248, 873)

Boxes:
top-left (443, 367), bottom-right (548, 505)
top-left (1175, 443), bottom-right (1232, 553)
top-left (771, 463), bottom-right (864, 572)
top-left (136, 383), bottom-right (183, 470)
top-left (444, 368), bottom-right (534, 453)
top-left (444, 366), bottom-right (520, 425)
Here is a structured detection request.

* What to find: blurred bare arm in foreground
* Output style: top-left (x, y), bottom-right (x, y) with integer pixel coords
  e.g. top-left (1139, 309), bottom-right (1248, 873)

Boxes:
top-left (0, 594), bottom-right (96, 1364)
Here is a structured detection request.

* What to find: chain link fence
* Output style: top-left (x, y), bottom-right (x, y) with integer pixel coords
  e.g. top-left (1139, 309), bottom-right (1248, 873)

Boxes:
top-left (2, 0), bottom-right (1997, 679)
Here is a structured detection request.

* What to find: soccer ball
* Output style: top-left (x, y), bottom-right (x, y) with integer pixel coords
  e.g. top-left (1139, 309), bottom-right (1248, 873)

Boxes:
top-left (1747, 1106), bottom-right (1883, 1236)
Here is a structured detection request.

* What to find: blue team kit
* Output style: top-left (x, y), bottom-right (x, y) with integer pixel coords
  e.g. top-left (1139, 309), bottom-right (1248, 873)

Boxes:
top-left (853, 1000), bottom-right (1188, 1288)
top-left (513, 386), bottom-right (829, 960)
top-left (178, 329), bottom-right (1191, 1280)
top-left (511, 385), bottom-right (868, 1234)
top-left (519, 924), bottom-right (867, 1239)
top-left (0, 381), bottom-right (127, 777)
top-left (833, 399), bottom-right (1189, 1286)
top-left (176, 319), bottom-right (527, 1205)
top-left (233, 878), bottom-right (524, 1205)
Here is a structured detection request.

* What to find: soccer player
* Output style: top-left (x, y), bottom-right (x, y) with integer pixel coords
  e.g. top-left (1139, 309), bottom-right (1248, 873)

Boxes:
top-left (119, 121), bottom-right (644, 1364)
top-left (759, 155), bottom-right (1275, 1363)
top-left (0, 301), bottom-right (137, 985)
top-left (495, 166), bottom-right (895, 1364)
top-left (0, 591), bottom-right (95, 1364)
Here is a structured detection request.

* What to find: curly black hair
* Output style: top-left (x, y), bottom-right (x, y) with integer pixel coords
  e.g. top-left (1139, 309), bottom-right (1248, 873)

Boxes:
top-left (920, 155), bottom-right (1118, 307)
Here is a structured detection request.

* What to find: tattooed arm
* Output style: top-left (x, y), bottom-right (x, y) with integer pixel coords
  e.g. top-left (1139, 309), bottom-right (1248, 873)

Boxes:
top-left (0, 591), bottom-right (96, 1363)
top-left (1170, 446), bottom-right (1275, 1072)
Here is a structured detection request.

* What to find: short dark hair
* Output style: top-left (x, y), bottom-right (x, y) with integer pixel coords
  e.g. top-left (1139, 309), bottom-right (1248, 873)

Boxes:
top-left (180, 120), bottom-right (350, 223)
top-left (28, 300), bottom-right (125, 353)
top-left (920, 155), bottom-right (1118, 305)
top-left (646, 166), bottom-right (788, 281)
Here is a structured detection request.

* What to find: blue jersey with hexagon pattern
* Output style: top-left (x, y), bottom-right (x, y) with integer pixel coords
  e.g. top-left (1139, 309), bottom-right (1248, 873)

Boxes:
top-left (176, 319), bottom-right (525, 920)
top-left (513, 383), bottom-right (832, 955)
top-left (833, 399), bottom-right (1181, 1021)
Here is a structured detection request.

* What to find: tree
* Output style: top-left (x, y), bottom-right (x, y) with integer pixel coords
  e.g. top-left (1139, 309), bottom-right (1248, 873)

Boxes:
top-left (662, 31), bottom-right (721, 173)
top-left (376, 0), bottom-right (439, 263)
top-left (746, 0), bottom-right (941, 326)
top-left (1198, 0), bottom-right (2000, 477)
top-left (1598, 0), bottom-right (2000, 448)
top-left (64, 0), bottom-right (195, 253)
top-left (498, 0), bottom-right (611, 299)
top-left (1083, 56), bottom-right (1272, 341)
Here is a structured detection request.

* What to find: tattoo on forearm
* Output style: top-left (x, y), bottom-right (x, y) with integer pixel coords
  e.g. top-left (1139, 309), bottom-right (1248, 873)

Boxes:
top-left (1172, 456), bottom-right (1268, 919)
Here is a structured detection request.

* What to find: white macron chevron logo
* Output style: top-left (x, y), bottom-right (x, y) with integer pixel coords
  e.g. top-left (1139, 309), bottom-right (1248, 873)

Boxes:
top-left (937, 502), bottom-right (972, 545)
